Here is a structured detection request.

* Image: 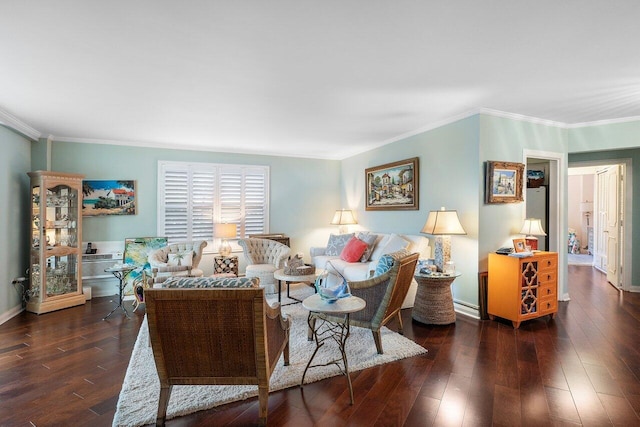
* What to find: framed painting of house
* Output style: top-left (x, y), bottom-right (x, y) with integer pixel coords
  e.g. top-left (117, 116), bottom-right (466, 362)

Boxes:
top-left (82, 180), bottom-right (137, 216)
top-left (365, 157), bottom-right (419, 210)
top-left (485, 161), bottom-right (524, 204)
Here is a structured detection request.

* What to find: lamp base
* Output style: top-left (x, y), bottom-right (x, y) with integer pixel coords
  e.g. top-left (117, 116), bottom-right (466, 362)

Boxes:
top-left (433, 235), bottom-right (451, 272)
top-left (219, 240), bottom-right (232, 257)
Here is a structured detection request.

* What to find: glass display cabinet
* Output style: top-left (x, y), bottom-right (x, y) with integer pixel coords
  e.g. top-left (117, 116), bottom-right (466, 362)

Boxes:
top-left (27, 171), bottom-right (86, 314)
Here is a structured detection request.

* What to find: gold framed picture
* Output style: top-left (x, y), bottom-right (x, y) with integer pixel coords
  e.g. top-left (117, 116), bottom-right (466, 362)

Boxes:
top-left (485, 161), bottom-right (524, 204)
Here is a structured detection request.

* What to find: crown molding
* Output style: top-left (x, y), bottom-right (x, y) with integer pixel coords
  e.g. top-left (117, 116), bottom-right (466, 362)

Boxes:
top-left (478, 108), bottom-right (568, 128)
top-left (565, 115), bottom-right (640, 129)
top-left (0, 108), bottom-right (41, 140)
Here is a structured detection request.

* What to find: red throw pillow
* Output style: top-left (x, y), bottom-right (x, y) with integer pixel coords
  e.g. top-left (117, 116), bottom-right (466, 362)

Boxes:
top-left (340, 237), bottom-right (369, 263)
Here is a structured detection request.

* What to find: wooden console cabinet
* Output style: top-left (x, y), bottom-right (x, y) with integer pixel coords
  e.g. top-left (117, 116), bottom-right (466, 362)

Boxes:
top-left (487, 251), bottom-right (557, 328)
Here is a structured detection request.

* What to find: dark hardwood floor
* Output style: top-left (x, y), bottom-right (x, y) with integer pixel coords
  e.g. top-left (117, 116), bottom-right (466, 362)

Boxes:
top-left (1, 265), bottom-right (640, 426)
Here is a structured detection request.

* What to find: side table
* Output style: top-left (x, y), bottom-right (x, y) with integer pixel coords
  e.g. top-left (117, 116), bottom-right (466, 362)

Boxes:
top-left (301, 294), bottom-right (366, 404)
top-left (413, 272), bottom-right (461, 325)
top-left (103, 264), bottom-right (135, 320)
top-left (273, 268), bottom-right (323, 304)
top-left (214, 255), bottom-right (238, 276)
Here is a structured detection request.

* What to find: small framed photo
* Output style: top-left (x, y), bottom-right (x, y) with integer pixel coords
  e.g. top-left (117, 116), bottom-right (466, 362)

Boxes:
top-left (485, 161), bottom-right (525, 204)
top-left (513, 238), bottom-right (527, 253)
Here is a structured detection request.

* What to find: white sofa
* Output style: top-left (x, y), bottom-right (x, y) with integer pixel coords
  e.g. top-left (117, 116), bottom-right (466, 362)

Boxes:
top-left (310, 232), bottom-right (431, 308)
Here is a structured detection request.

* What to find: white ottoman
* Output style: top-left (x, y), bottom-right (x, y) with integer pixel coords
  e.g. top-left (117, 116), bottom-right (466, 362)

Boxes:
top-left (245, 264), bottom-right (277, 294)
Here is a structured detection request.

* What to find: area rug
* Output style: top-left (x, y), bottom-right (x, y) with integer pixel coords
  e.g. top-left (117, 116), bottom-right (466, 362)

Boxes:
top-left (112, 284), bottom-right (427, 426)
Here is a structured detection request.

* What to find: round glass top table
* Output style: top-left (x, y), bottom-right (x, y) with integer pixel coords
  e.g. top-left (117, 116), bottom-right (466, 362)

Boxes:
top-left (301, 294), bottom-right (366, 404)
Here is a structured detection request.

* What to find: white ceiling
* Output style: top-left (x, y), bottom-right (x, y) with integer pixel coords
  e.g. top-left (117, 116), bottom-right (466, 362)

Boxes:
top-left (1, 1), bottom-right (639, 160)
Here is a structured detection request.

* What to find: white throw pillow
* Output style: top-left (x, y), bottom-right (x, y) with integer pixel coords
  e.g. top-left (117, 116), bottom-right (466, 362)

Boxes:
top-left (167, 252), bottom-right (193, 267)
top-left (378, 233), bottom-right (410, 256)
top-left (369, 234), bottom-right (391, 261)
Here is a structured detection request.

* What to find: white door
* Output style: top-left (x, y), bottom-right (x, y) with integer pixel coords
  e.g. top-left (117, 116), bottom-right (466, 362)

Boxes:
top-left (605, 165), bottom-right (622, 288)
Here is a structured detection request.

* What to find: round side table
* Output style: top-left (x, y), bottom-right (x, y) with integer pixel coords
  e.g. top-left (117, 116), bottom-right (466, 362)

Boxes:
top-left (412, 272), bottom-right (461, 325)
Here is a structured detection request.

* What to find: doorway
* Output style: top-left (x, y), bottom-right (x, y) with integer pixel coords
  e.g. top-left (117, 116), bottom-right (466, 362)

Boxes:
top-left (523, 149), bottom-right (567, 300)
top-left (568, 159), bottom-right (632, 291)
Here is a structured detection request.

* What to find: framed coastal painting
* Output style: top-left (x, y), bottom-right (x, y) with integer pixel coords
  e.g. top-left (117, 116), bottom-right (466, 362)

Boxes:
top-left (82, 180), bottom-right (137, 216)
top-left (485, 161), bottom-right (524, 204)
top-left (365, 157), bottom-right (419, 210)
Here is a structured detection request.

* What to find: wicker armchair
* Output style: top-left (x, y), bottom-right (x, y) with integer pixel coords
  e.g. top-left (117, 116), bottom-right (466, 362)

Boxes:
top-left (145, 279), bottom-right (290, 426)
top-left (309, 251), bottom-right (419, 354)
top-left (238, 238), bottom-right (291, 294)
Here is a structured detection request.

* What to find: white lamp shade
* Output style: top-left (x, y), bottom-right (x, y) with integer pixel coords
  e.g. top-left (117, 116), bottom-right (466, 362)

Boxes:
top-left (421, 207), bottom-right (466, 235)
top-left (580, 202), bottom-right (593, 213)
top-left (519, 218), bottom-right (546, 236)
top-left (214, 223), bottom-right (237, 239)
top-left (330, 209), bottom-right (357, 225)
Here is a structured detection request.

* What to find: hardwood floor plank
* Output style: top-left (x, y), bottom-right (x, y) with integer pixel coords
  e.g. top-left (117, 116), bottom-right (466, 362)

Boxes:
top-left (492, 384), bottom-right (521, 427)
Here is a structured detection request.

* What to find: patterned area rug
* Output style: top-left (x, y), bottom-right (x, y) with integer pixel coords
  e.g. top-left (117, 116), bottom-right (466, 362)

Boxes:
top-left (112, 284), bottom-right (427, 426)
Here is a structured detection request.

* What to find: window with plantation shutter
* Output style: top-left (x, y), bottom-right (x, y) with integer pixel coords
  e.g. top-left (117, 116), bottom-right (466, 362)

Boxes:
top-left (158, 161), bottom-right (269, 244)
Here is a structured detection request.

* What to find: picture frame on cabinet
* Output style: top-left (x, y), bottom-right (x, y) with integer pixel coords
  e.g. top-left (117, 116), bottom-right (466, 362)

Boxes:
top-left (512, 238), bottom-right (527, 253)
top-left (485, 161), bottom-right (524, 204)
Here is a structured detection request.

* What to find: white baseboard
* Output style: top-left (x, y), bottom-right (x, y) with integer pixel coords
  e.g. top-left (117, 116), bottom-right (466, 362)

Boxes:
top-left (0, 304), bottom-right (24, 326)
top-left (454, 302), bottom-right (480, 320)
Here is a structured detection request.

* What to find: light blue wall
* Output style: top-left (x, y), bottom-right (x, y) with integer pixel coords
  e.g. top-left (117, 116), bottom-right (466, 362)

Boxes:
top-left (480, 115), bottom-right (569, 297)
top-left (341, 116), bottom-right (481, 307)
top-left (47, 140), bottom-right (341, 257)
top-left (0, 126), bottom-right (31, 320)
top-left (569, 120), bottom-right (640, 153)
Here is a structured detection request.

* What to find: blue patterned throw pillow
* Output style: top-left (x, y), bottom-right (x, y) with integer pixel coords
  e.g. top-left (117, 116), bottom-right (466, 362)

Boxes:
top-left (162, 276), bottom-right (259, 288)
top-left (374, 254), bottom-right (395, 277)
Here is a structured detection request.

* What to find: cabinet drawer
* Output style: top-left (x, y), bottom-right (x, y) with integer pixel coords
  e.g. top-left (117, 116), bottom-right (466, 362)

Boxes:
top-left (537, 256), bottom-right (557, 271)
top-left (538, 270), bottom-right (556, 286)
top-left (539, 284), bottom-right (556, 299)
top-left (539, 295), bottom-right (557, 314)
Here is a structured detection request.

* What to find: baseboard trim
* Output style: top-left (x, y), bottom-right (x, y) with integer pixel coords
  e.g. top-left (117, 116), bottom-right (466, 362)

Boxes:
top-left (0, 304), bottom-right (24, 326)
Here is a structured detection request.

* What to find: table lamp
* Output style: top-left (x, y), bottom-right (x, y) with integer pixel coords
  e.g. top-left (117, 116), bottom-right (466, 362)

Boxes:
top-left (214, 223), bottom-right (237, 257)
top-left (580, 201), bottom-right (593, 226)
top-left (519, 218), bottom-right (546, 251)
top-left (420, 207), bottom-right (466, 272)
top-left (330, 209), bottom-right (357, 234)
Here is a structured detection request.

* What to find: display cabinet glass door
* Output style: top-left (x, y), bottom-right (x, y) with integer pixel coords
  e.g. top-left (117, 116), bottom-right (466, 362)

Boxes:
top-left (28, 171), bottom-right (85, 314)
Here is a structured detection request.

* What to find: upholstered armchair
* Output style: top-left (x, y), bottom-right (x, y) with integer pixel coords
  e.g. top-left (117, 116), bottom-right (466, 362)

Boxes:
top-left (144, 276), bottom-right (290, 426)
top-left (309, 251), bottom-right (419, 354)
top-left (146, 240), bottom-right (207, 285)
top-left (238, 238), bottom-right (290, 294)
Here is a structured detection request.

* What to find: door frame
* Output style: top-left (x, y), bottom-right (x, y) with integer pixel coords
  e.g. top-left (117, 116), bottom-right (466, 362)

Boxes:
top-left (523, 149), bottom-right (568, 301)
top-left (570, 158), bottom-right (632, 291)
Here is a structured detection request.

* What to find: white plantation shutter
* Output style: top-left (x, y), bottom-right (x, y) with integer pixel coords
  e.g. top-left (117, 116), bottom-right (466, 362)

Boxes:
top-left (244, 168), bottom-right (267, 236)
top-left (158, 161), bottom-right (269, 243)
